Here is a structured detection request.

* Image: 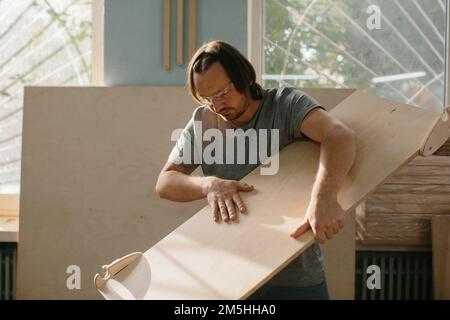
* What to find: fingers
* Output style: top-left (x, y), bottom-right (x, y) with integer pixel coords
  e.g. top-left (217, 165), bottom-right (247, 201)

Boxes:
top-left (210, 196), bottom-right (244, 224)
top-left (206, 180), bottom-right (253, 224)
top-left (217, 199), bottom-right (229, 222)
top-left (290, 219), bottom-right (310, 238)
top-left (225, 199), bottom-right (237, 221)
top-left (324, 228), bottom-right (334, 240)
top-left (237, 182), bottom-right (254, 192)
top-left (210, 200), bottom-right (220, 222)
top-left (232, 194), bottom-right (247, 214)
top-left (316, 221), bottom-right (342, 243)
top-left (314, 230), bottom-right (328, 244)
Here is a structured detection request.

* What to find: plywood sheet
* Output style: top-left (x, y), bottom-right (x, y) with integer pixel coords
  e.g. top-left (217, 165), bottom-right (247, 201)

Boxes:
top-left (17, 87), bottom-right (204, 299)
top-left (98, 91), bottom-right (448, 299)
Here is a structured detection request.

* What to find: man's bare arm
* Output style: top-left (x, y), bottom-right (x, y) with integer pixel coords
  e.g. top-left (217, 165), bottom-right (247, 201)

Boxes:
top-left (156, 162), bottom-right (254, 222)
top-left (291, 108), bottom-right (356, 243)
top-left (156, 162), bottom-right (209, 202)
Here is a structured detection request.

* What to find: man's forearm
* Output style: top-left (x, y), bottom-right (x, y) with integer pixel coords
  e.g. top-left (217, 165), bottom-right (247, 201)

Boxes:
top-left (156, 171), bottom-right (214, 202)
top-left (311, 125), bottom-right (356, 201)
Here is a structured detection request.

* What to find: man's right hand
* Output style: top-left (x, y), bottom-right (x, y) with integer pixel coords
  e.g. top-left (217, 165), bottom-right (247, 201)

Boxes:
top-left (203, 177), bottom-right (254, 223)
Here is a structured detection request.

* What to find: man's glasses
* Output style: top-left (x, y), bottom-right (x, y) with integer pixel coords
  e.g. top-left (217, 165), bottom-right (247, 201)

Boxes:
top-left (199, 82), bottom-right (235, 105)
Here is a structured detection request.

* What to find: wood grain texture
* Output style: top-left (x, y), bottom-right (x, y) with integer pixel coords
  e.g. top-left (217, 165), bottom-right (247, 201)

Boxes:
top-left (188, 0), bottom-right (196, 58)
top-left (0, 194), bottom-right (19, 217)
top-left (163, 0), bottom-right (171, 70)
top-left (359, 153), bottom-right (450, 246)
top-left (432, 216), bottom-right (450, 299)
top-left (0, 195), bottom-right (19, 242)
top-left (18, 87), bottom-right (203, 299)
top-left (176, 0), bottom-right (184, 66)
top-left (100, 90), bottom-right (447, 299)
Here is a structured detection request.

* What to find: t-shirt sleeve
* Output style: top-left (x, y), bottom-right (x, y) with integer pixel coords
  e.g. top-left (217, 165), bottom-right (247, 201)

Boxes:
top-left (282, 88), bottom-right (325, 140)
top-left (168, 116), bottom-right (199, 170)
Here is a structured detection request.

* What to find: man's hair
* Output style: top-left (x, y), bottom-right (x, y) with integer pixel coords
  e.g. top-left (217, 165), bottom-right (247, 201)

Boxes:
top-left (187, 40), bottom-right (263, 103)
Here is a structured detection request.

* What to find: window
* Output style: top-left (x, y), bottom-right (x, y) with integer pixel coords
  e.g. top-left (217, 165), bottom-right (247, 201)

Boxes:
top-left (0, 0), bottom-right (95, 194)
top-left (261, 0), bottom-right (446, 112)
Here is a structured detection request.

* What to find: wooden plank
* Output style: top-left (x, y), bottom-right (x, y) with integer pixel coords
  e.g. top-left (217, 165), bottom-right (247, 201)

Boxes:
top-left (0, 216), bottom-right (19, 242)
top-left (368, 193), bottom-right (450, 205)
top-left (163, 0), bottom-right (171, 70)
top-left (374, 184), bottom-right (450, 194)
top-left (394, 165), bottom-right (450, 176)
top-left (357, 239), bottom-right (431, 247)
top-left (366, 202), bottom-right (450, 214)
top-left (356, 210), bottom-right (433, 247)
top-left (176, 0), bottom-right (184, 66)
top-left (97, 90), bottom-right (448, 299)
top-left (0, 194), bottom-right (19, 217)
top-left (431, 216), bottom-right (450, 299)
top-left (17, 86), bottom-right (204, 299)
top-left (188, 0), bottom-right (196, 58)
top-left (408, 155), bottom-right (450, 166)
top-left (385, 175), bottom-right (450, 185)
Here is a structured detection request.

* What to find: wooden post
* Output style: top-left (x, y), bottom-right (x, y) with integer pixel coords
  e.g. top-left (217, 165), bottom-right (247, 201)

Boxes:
top-left (176, 0), bottom-right (184, 66)
top-left (163, 0), bottom-right (171, 70)
top-left (189, 0), bottom-right (196, 59)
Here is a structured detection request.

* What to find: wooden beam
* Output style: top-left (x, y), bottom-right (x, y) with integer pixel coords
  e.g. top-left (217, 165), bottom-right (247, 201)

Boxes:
top-left (432, 216), bottom-right (450, 299)
top-left (176, 0), bottom-right (184, 66)
top-left (163, 0), bottom-right (171, 70)
top-left (188, 0), bottom-right (196, 59)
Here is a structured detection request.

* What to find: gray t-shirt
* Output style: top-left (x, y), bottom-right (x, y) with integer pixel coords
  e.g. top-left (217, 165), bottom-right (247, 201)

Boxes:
top-left (168, 87), bottom-right (326, 287)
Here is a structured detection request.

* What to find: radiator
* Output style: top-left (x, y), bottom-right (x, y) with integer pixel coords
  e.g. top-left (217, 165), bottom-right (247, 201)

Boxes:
top-left (0, 243), bottom-right (16, 300)
top-left (355, 251), bottom-right (433, 300)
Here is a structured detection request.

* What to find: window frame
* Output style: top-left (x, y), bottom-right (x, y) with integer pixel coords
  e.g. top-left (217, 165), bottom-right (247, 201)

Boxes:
top-left (92, 0), bottom-right (104, 86)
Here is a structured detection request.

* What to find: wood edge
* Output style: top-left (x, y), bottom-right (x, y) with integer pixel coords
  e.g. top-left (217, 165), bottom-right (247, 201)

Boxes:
top-left (163, 0), bottom-right (171, 70)
top-left (188, 0), bottom-right (197, 59)
top-left (176, 0), bottom-right (184, 66)
top-left (420, 108), bottom-right (450, 156)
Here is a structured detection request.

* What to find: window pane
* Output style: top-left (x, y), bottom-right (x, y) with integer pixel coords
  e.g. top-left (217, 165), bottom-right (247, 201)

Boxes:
top-left (263, 0), bottom-right (446, 112)
top-left (0, 0), bottom-right (92, 193)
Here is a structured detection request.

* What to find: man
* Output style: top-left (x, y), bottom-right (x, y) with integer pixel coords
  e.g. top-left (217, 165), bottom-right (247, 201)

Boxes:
top-left (155, 40), bottom-right (356, 300)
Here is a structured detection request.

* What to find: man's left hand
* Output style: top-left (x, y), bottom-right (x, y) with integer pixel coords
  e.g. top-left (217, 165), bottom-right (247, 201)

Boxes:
top-left (290, 196), bottom-right (345, 244)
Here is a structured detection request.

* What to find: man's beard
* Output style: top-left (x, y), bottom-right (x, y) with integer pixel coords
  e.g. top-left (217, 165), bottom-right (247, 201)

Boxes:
top-left (225, 98), bottom-right (250, 122)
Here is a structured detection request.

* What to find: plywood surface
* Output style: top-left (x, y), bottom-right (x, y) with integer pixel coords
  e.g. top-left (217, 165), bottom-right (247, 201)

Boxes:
top-left (100, 91), bottom-right (447, 299)
top-left (17, 86), bottom-right (205, 299)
